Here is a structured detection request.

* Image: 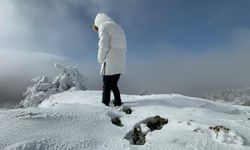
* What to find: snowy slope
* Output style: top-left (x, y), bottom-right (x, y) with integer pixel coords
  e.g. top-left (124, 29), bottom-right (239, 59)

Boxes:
top-left (1, 90), bottom-right (250, 150)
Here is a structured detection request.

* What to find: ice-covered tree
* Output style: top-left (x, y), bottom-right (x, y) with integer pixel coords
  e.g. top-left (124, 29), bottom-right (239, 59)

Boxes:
top-left (19, 76), bottom-right (56, 108)
top-left (18, 63), bottom-right (87, 108)
top-left (53, 63), bottom-right (87, 91)
top-left (204, 87), bottom-right (250, 106)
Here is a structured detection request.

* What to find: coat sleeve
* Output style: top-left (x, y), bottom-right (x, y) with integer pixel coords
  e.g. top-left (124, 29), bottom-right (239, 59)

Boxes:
top-left (98, 28), bottom-right (110, 64)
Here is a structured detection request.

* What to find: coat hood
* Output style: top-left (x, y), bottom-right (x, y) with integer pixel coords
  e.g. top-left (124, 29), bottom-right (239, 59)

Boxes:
top-left (94, 13), bottom-right (113, 28)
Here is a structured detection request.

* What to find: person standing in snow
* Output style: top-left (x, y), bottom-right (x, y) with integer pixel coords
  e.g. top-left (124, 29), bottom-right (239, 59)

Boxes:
top-left (92, 13), bottom-right (127, 106)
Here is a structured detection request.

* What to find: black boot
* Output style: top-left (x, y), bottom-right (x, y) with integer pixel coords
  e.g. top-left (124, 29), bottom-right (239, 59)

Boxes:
top-left (112, 99), bottom-right (123, 107)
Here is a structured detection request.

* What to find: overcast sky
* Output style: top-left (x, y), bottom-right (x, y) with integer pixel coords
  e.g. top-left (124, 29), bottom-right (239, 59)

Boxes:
top-left (1, 0), bottom-right (250, 104)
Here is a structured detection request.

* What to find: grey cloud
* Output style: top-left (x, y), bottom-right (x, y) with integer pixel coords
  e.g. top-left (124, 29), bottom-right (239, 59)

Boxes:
top-left (0, 0), bottom-right (92, 104)
top-left (57, 29), bottom-right (250, 97)
top-left (0, 0), bottom-right (95, 53)
top-left (0, 49), bottom-right (66, 104)
top-left (120, 29), bottom-right (250, 97)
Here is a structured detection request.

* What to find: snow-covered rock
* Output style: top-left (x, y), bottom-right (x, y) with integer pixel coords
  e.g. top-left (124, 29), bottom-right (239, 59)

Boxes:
top-left (1, 90), bottom-right (250, 150)
top-left (19, 63), bottom-right (87, 108)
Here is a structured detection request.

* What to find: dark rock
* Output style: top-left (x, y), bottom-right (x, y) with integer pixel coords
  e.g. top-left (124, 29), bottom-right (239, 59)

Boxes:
top-left (111, 117), bottom-right (123, 127)
top-left (209, 125), bottom-right (230, 133)
top-left (124, 115), bottom-right (168, 145)
top-left (132, 126), bottom-right (146, 145)
top-left (146, 115), bottom-right (168, 131)
top-left (209, 125), bottom-right (230, 138)
top-left (124, 125), bottom-right (146, 145)
top-left (121, 107), bottom-right (132, 114)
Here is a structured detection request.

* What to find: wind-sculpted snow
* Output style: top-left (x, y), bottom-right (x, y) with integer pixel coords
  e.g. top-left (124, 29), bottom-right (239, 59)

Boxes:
top-left (0, 103), bottom-right (127, 150)
top-left (4, 139), bottom-right (94, 150)
top-left (1, 90), bottom-right (250, 150)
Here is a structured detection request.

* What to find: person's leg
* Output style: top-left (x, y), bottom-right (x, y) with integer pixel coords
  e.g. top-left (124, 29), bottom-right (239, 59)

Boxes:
top-left (102, 75), bottom-right (112, 106)
top-left (111, 74), bottom-right (122, 105)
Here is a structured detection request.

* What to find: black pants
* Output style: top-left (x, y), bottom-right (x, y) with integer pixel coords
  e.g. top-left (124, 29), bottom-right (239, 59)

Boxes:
top-left (102, 74), bottom-right (121, 105)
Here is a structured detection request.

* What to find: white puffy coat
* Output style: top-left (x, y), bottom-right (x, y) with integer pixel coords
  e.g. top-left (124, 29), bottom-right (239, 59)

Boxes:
top-left (94, 13), bottom-right (127, 76)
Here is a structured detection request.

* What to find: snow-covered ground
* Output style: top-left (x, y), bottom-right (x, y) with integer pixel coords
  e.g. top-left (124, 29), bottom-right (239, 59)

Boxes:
top-left (1, 90), bottom-right (250, 150)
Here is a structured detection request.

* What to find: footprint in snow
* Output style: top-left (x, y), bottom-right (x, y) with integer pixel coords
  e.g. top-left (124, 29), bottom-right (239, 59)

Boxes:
top-left (107, 111), bottom-right (124, 127)
top-left (176, 120), bottom-right (245, 145)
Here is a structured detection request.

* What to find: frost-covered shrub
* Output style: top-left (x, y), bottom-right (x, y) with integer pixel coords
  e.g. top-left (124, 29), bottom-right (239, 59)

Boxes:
top-left (204, 88), bottom-right (250, 106)
top-left (233, 95), bottom-right (250, 106)
top-left (19, 76), bottom-right (57, 108)
top-left (53, 63), bottom-right (87, 91)
top-left (18, 63), bottom-right (87, 108)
